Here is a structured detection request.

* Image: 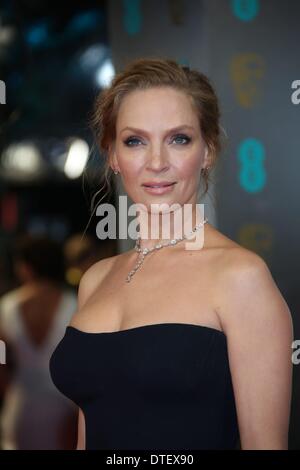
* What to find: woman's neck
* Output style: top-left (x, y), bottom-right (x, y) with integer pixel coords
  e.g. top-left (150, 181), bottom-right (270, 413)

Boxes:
top-left (136, 204), bottom-right (205, 251)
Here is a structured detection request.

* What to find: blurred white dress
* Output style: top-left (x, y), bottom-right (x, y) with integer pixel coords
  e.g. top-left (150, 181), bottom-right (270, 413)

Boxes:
top-left (0, 288), bottom-right (77, 450)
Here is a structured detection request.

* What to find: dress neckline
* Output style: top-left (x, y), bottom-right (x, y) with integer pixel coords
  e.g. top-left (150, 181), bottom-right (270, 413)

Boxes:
top-left (66, 322), bottom-right (226, 338)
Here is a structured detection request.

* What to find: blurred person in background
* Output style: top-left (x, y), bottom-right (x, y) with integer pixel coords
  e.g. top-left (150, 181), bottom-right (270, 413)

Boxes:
top-left (0, 234), bottom-right (78, 450)
top-left (63, 233), bottom-right (103, 288)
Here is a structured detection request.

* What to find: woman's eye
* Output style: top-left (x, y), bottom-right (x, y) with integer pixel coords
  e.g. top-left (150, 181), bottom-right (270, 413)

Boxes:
top-left (123, 134), bottom-right (191, 146)
top-left (123, 137), bottom-right (142, 146)
top-left (172, 134), bottom-right (191, 145)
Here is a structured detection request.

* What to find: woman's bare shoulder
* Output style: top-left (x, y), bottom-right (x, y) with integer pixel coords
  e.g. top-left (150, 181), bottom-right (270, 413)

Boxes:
top-left (204, 223), bottom-right (269, 300)
top-left (68, 250), bottom-right (133, 329)
top-left (76, 253), bottom-right (121, 309)
top-left (211, 229), bottom-right (287, 333)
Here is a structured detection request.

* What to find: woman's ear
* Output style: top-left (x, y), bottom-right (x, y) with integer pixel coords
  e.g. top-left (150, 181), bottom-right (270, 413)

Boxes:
top-left (108, 142), bottom-right (118, 171)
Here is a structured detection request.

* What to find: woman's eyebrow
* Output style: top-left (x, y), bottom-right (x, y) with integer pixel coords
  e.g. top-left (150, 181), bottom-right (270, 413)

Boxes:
top-left (120, 125), bottom-right (195, 134)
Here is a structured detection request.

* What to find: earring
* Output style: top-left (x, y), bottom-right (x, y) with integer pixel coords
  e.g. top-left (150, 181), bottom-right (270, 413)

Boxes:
top-left (113, 169), bottom-right (119, 175)
top-left (202, 166), bottom-right (210, 173)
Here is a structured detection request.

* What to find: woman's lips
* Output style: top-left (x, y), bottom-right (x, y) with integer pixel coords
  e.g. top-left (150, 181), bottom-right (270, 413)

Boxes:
top-left (142, 182), bottom-right (176, 195)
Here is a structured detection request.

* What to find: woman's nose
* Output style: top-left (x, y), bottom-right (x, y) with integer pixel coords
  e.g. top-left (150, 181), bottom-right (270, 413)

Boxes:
top-left (146, 146), bottom-right (169, 171)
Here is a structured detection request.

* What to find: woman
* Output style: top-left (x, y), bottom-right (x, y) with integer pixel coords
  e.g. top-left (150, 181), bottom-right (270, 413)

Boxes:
top-left (0, 235), bottom-right (78, 449)
top-left (49, 58), bottom-right (293, 450)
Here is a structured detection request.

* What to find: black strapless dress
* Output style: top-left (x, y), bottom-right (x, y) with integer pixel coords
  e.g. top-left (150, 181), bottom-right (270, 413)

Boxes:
top-left (49, 322), bottom-right (240, 450)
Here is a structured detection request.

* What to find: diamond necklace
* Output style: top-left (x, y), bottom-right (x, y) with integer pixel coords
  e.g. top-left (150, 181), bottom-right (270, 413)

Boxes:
top-left (125, 217), bottom-right (208, 283)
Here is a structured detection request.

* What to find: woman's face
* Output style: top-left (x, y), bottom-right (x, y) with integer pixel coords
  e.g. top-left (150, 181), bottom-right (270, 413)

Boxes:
top-left (110, 86), bottom-right (210, 211)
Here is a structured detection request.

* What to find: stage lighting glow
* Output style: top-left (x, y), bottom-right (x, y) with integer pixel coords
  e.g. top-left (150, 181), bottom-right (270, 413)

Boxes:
top-left (2, 142), bottom-right (42, 175)
top-left (25, 21), bottom-right (49, 47)
top-left (64, 138), bottom-right (89, 179)
top-left (95, 58), bottom-right (115, 88)
top-left (79, 44), bottom-right (106, 70)
top-left (0, 24), bottom-right (16, 45)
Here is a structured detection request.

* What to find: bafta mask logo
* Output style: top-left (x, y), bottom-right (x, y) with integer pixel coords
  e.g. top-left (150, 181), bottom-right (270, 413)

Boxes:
top-left (230, 53), bottom-right (265, 108)
top-left (168, 0), bottom-right (186, 26)
top-left (0, 80), bottom-right (6, 104)
top-left (237, 223), bottom-right (273, 258)
top-left (291, 80), bottom-right (300, 105)
top-left (0, 340), bottom-right (6, 365)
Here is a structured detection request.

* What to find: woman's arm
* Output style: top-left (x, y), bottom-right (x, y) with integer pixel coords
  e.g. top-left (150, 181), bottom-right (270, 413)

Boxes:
top-left (76, 408), bottom-right (86, 450)
top-left (217, 249), bottom-right (294, 449)
top-left (72, 259), bottom-right (115, 450)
